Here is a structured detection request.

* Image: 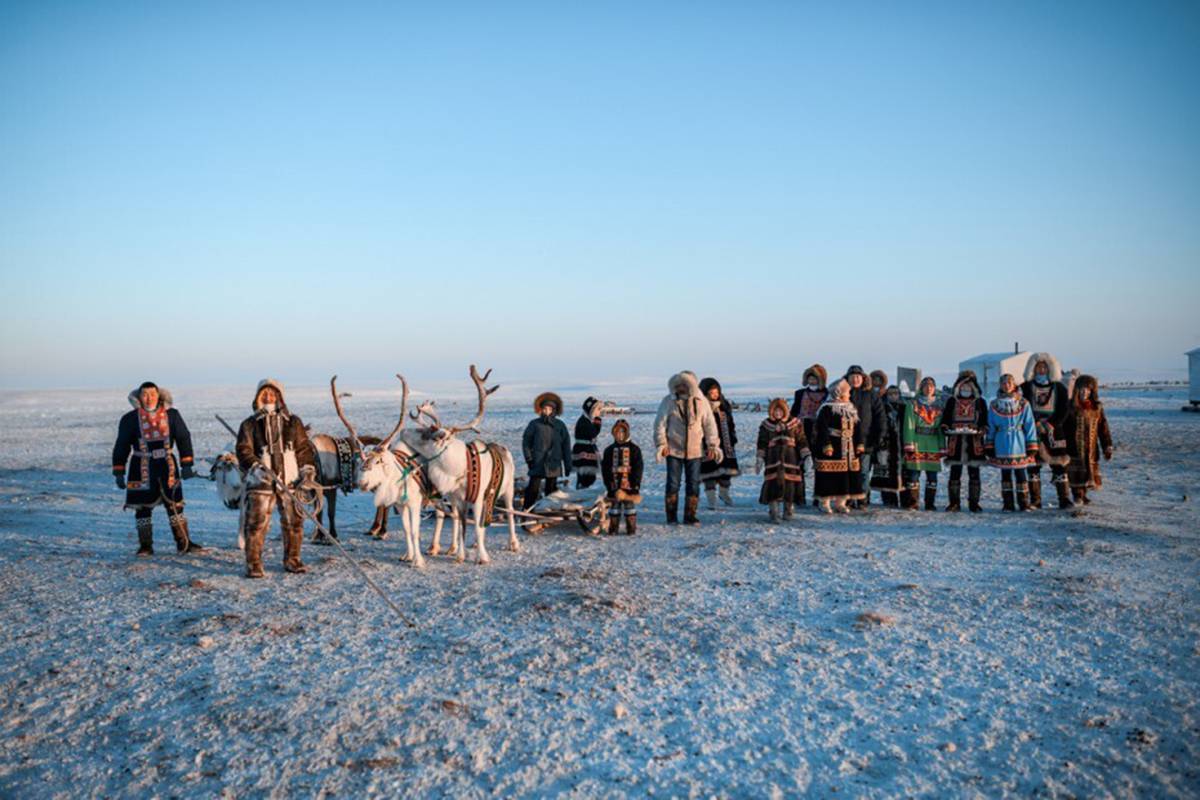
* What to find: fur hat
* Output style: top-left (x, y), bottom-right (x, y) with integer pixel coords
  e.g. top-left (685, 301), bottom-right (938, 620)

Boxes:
top-left (768, 398), bottom-right (789, 419)
top-left (952, 370), bottom-right (982, 397)
top-left (253, 378), bottom-right (287, 412)
top-left (611, 419), bottom-right (631, 440)
top-left (802, 364), bottom-right (827, 389)
top-left (534, 392), bottom-right (563, 416)
top-left (582, 396), bottom-right (604, 418)
top-left (869, 369), bottom-right (889, 388)
top-left (128, 383), bottom-right (173, 410)
top-left (668, 371), bottom-right (702, 397)
top-left (845, 364), bottom-right (866, 379)
top-left (1071, 374), bottom-right (1100, 406)
top-left (1023, 352), bottom-right (1063, 384)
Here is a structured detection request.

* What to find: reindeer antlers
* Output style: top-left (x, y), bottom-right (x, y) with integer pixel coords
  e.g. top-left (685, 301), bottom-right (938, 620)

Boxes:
top-left (330, 375), bottom-right (364, 453)
top-left (410, 399), bottom-right (441, 427)
top-left (448, 364), bottom-right (499, 436)
top-left (378, 374), bottom-right (409, 450)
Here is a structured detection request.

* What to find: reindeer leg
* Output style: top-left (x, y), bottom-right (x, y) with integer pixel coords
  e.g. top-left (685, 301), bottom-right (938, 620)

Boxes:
top-left (428, 508), bottom-right (444, 556)
top-left (372, 506), bottom-right (389, 540)
top-left (506, 492), bottom-right (519, 553)
top-left (313, 489), bottom-right (335, 545)
top-left (396, 505), bottom-right (412, 562)
top-left (453, 508), bottom-right (466, 563)
top-left (407, 499), bottom-right (426, 569)
top-left (474, 501), bottom-right (490, 565)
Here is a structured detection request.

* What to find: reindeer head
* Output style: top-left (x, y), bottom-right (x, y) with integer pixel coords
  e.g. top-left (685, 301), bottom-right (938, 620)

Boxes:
top-left (331, 373), bottom-right (409, 496)
top-left (210, 452), bottom-right (245, 509)
top-left (402, 365), bottom-right (498, 457)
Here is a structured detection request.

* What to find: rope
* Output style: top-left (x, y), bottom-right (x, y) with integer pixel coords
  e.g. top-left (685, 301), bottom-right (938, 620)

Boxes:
top-left (256, 464), bottom-right (416, 629)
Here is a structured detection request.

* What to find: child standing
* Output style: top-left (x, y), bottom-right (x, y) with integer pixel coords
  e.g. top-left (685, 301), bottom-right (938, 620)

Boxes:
top-left (755, 398), bottom-right (811, 521)
top-left (986, 374), bottom-right (1039, 511)
top-left (699, 377), bottom-right (740, 509)
top-left (601, 419), bottom-right (643, 534)
top-left (1063, 375), bottom-right (1113, 505)
top-left (572, 397), bottom-right (607, 489)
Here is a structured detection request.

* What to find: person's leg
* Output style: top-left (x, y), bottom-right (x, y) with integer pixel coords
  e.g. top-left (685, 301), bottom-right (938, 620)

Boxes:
top-left (665, 458), bottom-right (682, 524)
top-left (523, 476), bottom-right (543, 509)
top-left (1027, 465), bottom-right (1042, 509)
top-left (704, 478), bottom-right (718, 510)
top-left (166, 499), bottom-right (202, 553)
top-left (683, 458), bottom-right (702, 525)
top-left (967, 466), bottom-right (982, 512)
top-left (1052, 464), bottom-right (1073, 508)
top-left (903, 468), bottom-right (920, 510)
top-left (278, 489), bottom-right (309, 573)
top-left (859, 455), bottom-right (873, 507)
top-left (1001, 470), bottom-right (1016, 511)
top-left (1016, 467), bottom-right (1031, 511)
top-left (546, 477), bottom-right (559, 495)
top-left (718, 476), bottom-right (733, 506)
top-left (242, 490), bottom-right (274, 577)
top-left (924, 471), bottom-right (938, 511)
top-left (135, 508), bottom-right (154, 555)
top-left (946, 464), bottom-right (963, 511)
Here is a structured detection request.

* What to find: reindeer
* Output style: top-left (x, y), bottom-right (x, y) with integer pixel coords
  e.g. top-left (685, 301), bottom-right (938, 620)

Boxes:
top-left (330, 374), bottom-right (450, 568)
top-left (401, 365), bottom-right (519, 564)
top-left (209, 453), bottom-right (269, 550)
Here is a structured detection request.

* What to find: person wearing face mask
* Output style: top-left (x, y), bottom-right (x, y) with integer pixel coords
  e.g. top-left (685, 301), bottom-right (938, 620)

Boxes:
top-left (601, 419), bottom-right (643, 535)
top-left (653, 371), bottom-right (722, 525)
top-left (790, 364), bottom-right (828, 506)
top-left (986, 373), bottom-right (1039, 511)
top-left (812, 379), bottom-right (866, 514)
top-left (1020, 353), bottom-right (1071, 509)
top-left (901, 376), bottom-right (946, 510)
top-left (522, 392), bottom-right (573, 508)
top-left (112, 381), bottom-right (203, 556)
top-left (699, 377), bottom-right (740, 509)
top-left (236, 379), bottom-right (317, 577)
top-left (571, 397), bottom-right (608, 490)
top-left (870, 385), bottom-right (906, 507)
top-left (843, 365), bottom-right (881, 508)
top-left (940, 371), bottom-right (988, 512)
top-left (755, 398), bottom-right (810, 521)
top-left (1062, 375), bottom-right (1113, 505)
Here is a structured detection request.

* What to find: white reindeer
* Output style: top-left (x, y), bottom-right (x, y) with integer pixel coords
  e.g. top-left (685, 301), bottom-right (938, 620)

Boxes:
top-left (209, 453), bottom-right (270, 550)
top-left (400, 365), bottom-right (519, 565)
top-left (330, 374), bottom-right (448, 569)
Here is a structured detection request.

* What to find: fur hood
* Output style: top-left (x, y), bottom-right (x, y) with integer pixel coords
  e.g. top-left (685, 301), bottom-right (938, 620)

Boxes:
top-left (534, 391), bottom-right (563, 416)
top-left (952, 370), bottom-right (982, 398)
top-left (802, 364), bottom-right (827, 389)
top-left (1071, 374), bottom-right (1101, 407)
top-left (252, 378), bottom-right (289, 413)
top-left (127, 385), bottom-right (174, 410)
top-left (611, 419), bottom-right (630, 441)
top-left (699, 377), bottom-right (728, 401)
top-left (768, 398), bottom-right (790, 420)
top-left (668, 371), bottom-right (703, 400)
top-left (869, 369), bottom-right (889, 389)
top-left (581, 396), bottom-right (605, 418)
top-left (1023, 352), bottom-right (1063, 384)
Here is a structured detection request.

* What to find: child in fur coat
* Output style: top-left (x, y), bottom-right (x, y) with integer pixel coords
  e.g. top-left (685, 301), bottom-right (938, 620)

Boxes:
top-left (755, 398), bottom-right (811, 521)
top-left (601, 419), bottom-right (643, 535)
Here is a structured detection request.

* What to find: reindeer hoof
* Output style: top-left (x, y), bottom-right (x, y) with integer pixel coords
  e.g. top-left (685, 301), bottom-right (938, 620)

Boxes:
top-left (398, 553), bottom-right (412, 562)
top-left (426, 547), bottom-right (441, 557)
top-left (411, 557), bottom-right (427, 569)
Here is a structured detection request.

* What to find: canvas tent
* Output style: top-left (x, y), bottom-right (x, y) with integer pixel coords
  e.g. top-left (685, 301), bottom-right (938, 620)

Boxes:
top-left (958, 351), bottom-right (1031, 397)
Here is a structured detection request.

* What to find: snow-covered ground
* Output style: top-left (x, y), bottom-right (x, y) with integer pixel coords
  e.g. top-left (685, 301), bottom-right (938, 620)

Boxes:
top-left (1, 383), bottom-right (1198, 798)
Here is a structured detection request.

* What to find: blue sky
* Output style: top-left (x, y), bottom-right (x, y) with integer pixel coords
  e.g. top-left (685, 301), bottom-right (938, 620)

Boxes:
top-left (1, 1), bottom-right (1198, 390)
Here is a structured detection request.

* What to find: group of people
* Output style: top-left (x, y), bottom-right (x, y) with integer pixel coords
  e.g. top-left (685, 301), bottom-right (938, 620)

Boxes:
top-left (112, 353), bottom-right (1115, 574)
top-left (517, 354), bottom-right (1114, 527)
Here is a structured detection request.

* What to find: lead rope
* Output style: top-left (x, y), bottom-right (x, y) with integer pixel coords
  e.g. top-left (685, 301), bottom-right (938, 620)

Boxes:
top-left (257, 464), bottom-right (416, 629)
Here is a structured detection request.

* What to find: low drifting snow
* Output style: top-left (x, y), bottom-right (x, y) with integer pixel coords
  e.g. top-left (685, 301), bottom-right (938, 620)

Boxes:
top-left (0, 386), bottom-right (1198, 797)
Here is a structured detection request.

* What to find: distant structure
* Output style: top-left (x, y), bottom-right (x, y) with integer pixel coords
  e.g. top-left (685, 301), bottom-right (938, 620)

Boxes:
top-left (1186, 347), bottom-right (1200, 412)
top-left (959, 347), bottom-right (1031, 398)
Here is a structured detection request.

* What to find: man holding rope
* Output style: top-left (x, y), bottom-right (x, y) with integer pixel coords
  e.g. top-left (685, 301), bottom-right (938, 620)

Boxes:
top-left (235, 379), bottom-right (317, 578)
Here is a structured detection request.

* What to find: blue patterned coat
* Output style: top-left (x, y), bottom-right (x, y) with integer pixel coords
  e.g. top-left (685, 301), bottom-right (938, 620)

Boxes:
top-left (986, 394), bottom-right (1039, 468)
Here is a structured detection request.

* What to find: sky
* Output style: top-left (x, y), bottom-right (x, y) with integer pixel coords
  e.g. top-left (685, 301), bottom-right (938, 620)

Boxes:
top-left (1, 0), bottom-right (1198, 391)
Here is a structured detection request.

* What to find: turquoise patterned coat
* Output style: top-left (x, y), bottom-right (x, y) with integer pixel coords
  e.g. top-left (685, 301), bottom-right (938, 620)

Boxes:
top-left (986, 393), bottom-right (1039, 468)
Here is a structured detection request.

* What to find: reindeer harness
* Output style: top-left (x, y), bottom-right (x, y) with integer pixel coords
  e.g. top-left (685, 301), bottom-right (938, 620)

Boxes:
top-left (464, 442), bottom-right (506, 526)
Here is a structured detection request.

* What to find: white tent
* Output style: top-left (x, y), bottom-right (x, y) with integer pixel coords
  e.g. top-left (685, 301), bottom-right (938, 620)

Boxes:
top-left (1188, 348), bottom-right (1200, 405)
top-left (958, 351), bottom-right (1031, 397)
